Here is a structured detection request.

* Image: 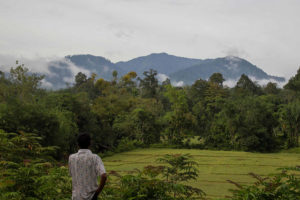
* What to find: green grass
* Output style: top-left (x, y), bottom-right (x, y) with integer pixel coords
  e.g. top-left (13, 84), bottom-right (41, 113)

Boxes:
top-left (102, 148), bottom-right (300, 199)
top-left (281, 147), bottom-right (300, 154)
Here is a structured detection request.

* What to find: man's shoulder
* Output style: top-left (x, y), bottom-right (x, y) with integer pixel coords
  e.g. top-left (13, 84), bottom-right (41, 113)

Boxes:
top-left (91, 153), bottom-right (101, 160)
top-left (68, 151), bottom-right (102, 161)
top-left (68, 153), bottom-right (78, 160)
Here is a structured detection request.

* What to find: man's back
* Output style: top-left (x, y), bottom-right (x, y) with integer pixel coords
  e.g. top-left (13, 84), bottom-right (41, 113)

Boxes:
top-left (69, 149), bottom-right (106, 200)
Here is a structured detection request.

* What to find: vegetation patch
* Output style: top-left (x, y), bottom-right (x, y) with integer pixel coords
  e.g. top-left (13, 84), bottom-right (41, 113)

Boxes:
top-left (103, 148), bottom-right (300, 199)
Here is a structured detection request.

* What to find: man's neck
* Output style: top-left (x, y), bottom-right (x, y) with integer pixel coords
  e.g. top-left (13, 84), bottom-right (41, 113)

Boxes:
top-left (78, 149), bottom-right (91, 152)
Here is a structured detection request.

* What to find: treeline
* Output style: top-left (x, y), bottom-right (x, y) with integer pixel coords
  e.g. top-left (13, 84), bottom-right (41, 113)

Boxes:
top-left (1, 63), bottom-right (300, 157)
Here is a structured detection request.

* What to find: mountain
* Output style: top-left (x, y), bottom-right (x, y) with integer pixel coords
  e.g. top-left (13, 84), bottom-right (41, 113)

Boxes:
top-left (44, 54), bottom-right (125, 89)
top-left (116, 53), bottom-right (202, 75)
top-left (41, 53), bottom-right (285, 89)
top-left (169, 56), bottom-right (285, 85)
top-left (65, 54), bottom-right (125, 78)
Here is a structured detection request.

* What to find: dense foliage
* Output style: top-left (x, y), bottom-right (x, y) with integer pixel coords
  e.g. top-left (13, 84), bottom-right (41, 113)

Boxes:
top-left (1, 61), bottom-right (300, 199)
top-left (227, 167), bottom-right (300, 200)
top-left (0, 129), bottom-right (205, 199)
top-left (1, 62), bottom-right (300, 156)
top-left (0, 130), bottom-right (72, 200)
top-left (99, 154), bottom-right (205, 200)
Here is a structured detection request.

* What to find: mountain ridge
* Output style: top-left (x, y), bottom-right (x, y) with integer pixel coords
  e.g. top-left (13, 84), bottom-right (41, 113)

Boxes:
top-left (115, 52), bottom-right (202, 75)
top-left (169, 56), bottom-right (285, 85)
top-left (40, 53), bottom-right (285, 88)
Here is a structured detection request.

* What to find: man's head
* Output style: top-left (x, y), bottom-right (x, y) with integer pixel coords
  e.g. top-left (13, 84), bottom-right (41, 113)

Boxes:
top-left (77, 133), bottom-right (91, 149)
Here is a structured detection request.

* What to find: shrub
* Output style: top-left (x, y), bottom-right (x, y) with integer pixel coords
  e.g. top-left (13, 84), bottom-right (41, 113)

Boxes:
top-left (227, 167), bottom-right (300, 200)
top-left (0, 130), bottom-right (72, 200)
top-left (99, 154), bottom-right (206, 200)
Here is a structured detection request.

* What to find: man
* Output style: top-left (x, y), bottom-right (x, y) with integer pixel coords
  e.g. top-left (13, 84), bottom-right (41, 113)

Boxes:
top-left (69, 133), bottom-right (107, 200)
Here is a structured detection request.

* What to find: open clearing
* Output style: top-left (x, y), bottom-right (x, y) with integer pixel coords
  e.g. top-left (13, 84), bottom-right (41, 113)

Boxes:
top-left (102, 148), bottom-right (300, 199)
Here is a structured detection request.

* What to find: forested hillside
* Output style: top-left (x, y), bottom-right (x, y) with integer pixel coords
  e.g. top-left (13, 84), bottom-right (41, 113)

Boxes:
top-left (1, 62), bottom-right (300, 199)
top-left (40, 53), bottom-right (285, 89)
top-left (170, 56), bottom-right (285, 85)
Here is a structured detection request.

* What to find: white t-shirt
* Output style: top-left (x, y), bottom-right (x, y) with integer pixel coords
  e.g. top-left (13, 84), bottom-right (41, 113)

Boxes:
top-left (69, 149), bottom-right (106, 200)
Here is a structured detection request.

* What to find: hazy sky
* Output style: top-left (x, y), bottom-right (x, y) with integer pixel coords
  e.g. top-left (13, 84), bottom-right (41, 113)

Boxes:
top-left (0, 0), bottom-right (299, 79)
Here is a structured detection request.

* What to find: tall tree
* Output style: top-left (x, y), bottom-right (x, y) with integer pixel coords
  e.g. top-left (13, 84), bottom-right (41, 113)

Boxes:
top-left (9, 65), bottom-right (44, 102)
top-left (235, 74), bottom-right (261, 95)
top-left (209, 73), bottom-right (225, 87)
top-left (75, 72), bottom-right (87, 87)
top-left (284, 67), bottom-right (300, 91)
top-left (163, 85), bottom-right (196, 144)
top-left (279, 100), bottom-right (300, 147)
top-left (264, 82), bottom-right (280, 95)
top-left (138, 69), bottom-right (159, 98)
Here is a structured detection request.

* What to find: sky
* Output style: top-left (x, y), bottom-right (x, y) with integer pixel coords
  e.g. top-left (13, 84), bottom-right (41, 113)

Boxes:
top-left (0, 0), bottom-right (300, 79)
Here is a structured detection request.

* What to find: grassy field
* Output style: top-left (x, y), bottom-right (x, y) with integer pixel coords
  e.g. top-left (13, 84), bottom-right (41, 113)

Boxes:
top-left (102, 148), bottom-right (300, 199)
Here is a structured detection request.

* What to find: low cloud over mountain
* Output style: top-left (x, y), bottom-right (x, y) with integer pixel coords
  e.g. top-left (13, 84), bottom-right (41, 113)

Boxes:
top-left (169, 56), bottom-right (285, 85)
top-left (0, 53), bottom-right (285, 89)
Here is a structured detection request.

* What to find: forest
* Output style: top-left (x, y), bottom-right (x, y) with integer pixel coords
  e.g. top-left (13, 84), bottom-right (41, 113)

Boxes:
top-left (1, 62), bottom-right (300, 199)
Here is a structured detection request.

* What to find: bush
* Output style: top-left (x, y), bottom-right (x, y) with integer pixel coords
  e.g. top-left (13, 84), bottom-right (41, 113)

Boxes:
top-left (115, 138), bottom-right (144, 152)
top-left (0, 130), bottom-right (72, 200)
top-left (227, 167), bottom-right (300, 200)
top-left (99, 138), bottom-right (145, 158)
top-left (99, 154), bottom-right (206, 200)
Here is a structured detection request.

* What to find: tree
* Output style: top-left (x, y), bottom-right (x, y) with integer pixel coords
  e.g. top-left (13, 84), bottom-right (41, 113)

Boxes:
top-left (205, 96), bottom-right (279, 152)
top-left (189, 77), bottom-right (227, 138)
top-left (188, 79), bottom-right (210, 103)
top-left (162, 78), bottom-right (171, 86)
top-left (209, 73), bottom-right (225, 87)
top-left (9, 65), bottom-right (44, 102)
top-left (264, 82), bottom-right (279, 94)
top-left (75, 72), bottom-right (87, 87)
top-left (120, 71), bottom-right (138, 95)
top-left (112, 70), bottom-right (118, 85)
top-left (163, 85), bottom-right (196, 144)
top-left (279, 100), bottom-right (300, 147)
top-left (138, 69), bottom-right (159, 98)
top-left (113, 108), bottom-right (161, 145)
top-left (0, 130), bottom-right (71, 200)
top-left (74, 72), bottom-right (98, 99)
top-left (284, 67), bottom-right (300, 91)
top-left (95, 78), bottom-right (111, 96)
top-left (235, 74), bottom-right (261, 95)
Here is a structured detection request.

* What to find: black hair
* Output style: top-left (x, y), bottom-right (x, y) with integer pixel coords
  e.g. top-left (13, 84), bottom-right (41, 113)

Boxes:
top-left (77, 133), bottom-right (91, 149)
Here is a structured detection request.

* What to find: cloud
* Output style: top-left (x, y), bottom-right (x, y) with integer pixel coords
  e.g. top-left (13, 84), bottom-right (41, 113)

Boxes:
top-left (115, 30), bottom-right (132, 38)
top-left (224, 76), bottom-right (287, 88)
top-left (225, 56), bottom-right (241, 71)
top-left (248, 76), bottom-right (287, 88)
top-left (0, 54), bottom-right (91, 78)
top-left (223, 79), bottom-right (238, 88)
top-left (63, 76), bottom-right (74, 84)
top-left (103, 66), bottom-right (109, 73)
top-left (157, 73), bottom-right (169, 82)
top-left (223, 47), bottom-right (248, 58)
top-left (172, 80), bottom-right (184, 87)
top-left (62, 59), bottom-right (91, 78)
top-left (0, 54), bottom-right (92, 88)
top-left (0, 0), bottom-right (299, 80)
top-left (0, 54), bottom-right (51, 74)
top-left (157, 73), bottom-right (185, 87)
top-left (41, 79), bottom-right (53, 88)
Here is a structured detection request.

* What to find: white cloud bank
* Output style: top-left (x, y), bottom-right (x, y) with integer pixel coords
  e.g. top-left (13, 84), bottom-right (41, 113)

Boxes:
top-left (157, 73), bottom-right (185, 87)
top-left (224, 77), bottom-right (287, 88)
top-left (0, 54), bottom-right (91, 87)
top-left (157, 73), bottom-right (169, 82)
top-left (0, 54), bottom-right (51, 74)
top-left (172, 81), bottom-right (185, 87)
